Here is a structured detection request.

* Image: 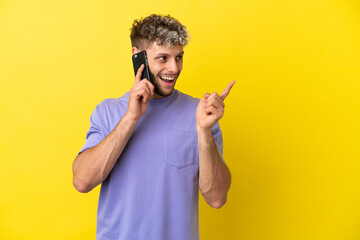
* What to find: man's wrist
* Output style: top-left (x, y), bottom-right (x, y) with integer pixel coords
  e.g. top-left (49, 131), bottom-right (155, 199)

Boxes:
top-left (124, 112), bottom-right (141, 123)
top-left (196, 123), bottom-right (213, 136)
top-left (196, 124), bottom-right (215, 150)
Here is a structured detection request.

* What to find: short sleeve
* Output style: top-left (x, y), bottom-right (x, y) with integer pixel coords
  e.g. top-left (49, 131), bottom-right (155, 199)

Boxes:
top-left (211, 122), bottom-right (225, 164)
top-left (78, 103), bottom-right (106, 155)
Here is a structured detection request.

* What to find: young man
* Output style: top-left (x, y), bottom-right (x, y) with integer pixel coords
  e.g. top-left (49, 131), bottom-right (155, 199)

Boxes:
top-left (73, 14), bottom-right (234, 240)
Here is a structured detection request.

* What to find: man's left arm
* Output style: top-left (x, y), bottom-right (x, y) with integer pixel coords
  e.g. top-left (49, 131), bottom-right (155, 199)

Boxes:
top-left (196, 81), bottom-right (235, 209)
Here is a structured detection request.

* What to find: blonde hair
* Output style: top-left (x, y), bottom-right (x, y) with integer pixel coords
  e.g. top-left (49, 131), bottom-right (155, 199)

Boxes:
top-left (130, 14), bottom-right (189, 50)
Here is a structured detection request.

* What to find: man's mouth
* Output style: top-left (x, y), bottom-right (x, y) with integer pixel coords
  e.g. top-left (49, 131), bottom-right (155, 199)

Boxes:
top-left (159, 75), bottom-right (177, 83)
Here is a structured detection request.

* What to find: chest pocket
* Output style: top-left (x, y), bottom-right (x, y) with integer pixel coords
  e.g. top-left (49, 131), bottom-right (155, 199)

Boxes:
top-left (164, 130), bottom-right (197, 169)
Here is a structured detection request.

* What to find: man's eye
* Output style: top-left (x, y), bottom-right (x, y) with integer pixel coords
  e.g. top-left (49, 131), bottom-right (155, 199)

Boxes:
top-left (159, 56), bottom-right (166, 61)
top-left (176, 55), bottom-right (183, 60)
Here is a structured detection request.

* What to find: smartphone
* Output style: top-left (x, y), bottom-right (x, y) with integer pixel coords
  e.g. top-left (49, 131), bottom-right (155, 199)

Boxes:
top-left (132, 51), bottom-right (151, 80)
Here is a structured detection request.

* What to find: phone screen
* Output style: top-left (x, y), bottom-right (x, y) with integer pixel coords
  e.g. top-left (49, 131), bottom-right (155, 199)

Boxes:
top-left (132, 51), bottom-right (151, 80)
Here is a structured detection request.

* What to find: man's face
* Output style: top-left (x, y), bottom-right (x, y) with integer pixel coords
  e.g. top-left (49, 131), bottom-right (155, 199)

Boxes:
top-left (145, 42), bottom-right (184, 98)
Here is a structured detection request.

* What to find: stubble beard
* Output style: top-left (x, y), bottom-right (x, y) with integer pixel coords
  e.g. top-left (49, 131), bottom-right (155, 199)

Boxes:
top-left (149, 71), bottom-right (177, 97)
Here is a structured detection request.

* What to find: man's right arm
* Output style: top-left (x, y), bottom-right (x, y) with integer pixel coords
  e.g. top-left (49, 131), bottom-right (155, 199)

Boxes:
top-left (72, 64), bottom-right (154, 193)
top-left (72, 113), bottom-right (139, 193)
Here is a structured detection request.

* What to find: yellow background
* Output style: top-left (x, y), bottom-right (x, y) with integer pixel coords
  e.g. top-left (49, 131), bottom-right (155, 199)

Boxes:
top-left (1, 0), bottom-right (359, 239)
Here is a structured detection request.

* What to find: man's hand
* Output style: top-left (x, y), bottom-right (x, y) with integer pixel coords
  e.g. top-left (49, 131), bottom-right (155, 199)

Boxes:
top-left (196, 81), bottom-right (235, 130)
top-left (126, 64), bottom-right (155, 120)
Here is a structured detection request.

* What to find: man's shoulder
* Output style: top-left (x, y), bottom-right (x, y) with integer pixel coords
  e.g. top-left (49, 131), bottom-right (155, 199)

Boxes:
top-left (96, 92), bottom-right (129, 110)
top-left (175, 90), bottom-right (200, 106)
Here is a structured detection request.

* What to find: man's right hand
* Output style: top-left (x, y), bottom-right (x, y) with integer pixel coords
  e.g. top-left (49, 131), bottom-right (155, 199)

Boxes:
top-left (126, 64), bottom-right (155, 120)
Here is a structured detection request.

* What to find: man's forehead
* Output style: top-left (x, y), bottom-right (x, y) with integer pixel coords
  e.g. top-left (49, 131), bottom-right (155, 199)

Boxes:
top-left (146, 42), bottom-right (184, 55)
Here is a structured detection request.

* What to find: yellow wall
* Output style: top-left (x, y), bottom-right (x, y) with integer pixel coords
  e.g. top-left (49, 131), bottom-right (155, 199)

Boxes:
top-left (1, 0), bottom-right (359, 239)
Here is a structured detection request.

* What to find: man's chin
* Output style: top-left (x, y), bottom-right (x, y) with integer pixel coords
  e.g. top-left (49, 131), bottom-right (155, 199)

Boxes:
top-left (155, 87), bottom-right (174, 97)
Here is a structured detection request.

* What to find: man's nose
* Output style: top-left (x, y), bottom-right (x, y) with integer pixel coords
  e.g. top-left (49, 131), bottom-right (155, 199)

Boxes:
top-left (166, 59), bottom-right (178, 73)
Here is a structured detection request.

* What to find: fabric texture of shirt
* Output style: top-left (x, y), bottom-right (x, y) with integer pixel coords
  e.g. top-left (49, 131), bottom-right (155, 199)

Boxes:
top-left (79, 89), bottom-right (224, 240)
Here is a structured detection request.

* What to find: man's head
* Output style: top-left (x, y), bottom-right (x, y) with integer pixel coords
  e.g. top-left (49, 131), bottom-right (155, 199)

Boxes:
top-left (130, 14), bottom-right (189, 98)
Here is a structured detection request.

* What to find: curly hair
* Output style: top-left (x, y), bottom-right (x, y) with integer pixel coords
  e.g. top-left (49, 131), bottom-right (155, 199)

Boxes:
top-left (130, 14), bottom-right (189, 50)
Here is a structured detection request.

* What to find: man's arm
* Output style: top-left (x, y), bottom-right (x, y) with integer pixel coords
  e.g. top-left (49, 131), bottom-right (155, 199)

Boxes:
top-left (197, 127), bottom-right (231, 209)
top-left (196, 81), bottom-right (235, 208)
top-left (73, 113), bottom-right (139, 193)
top-left (72, 65), bottom-right (154, 193)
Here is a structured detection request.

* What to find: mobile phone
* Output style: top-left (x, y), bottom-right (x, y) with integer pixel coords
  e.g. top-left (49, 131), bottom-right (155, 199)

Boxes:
top-left (132, 51), bottom-right (151, 80)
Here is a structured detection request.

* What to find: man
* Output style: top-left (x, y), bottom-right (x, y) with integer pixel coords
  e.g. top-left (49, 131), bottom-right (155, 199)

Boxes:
top-left (72, 14), bottom-right (234, 240)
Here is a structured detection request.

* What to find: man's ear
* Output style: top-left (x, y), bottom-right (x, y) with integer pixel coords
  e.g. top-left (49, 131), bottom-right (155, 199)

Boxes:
top-left (132, 47), bottom-right (140, 55)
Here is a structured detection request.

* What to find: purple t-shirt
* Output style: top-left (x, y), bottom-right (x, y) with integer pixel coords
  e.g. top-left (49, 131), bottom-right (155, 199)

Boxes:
top-left (79, 89), bottom-right (224, 240)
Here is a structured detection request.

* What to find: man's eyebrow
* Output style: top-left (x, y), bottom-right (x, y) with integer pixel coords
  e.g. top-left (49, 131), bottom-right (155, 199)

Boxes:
top-left (154, 51), bottom-right (185, 57)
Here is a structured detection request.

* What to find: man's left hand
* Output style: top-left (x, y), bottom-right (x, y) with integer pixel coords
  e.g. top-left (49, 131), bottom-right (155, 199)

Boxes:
top-left (196, 81), bottom-right (236, 131)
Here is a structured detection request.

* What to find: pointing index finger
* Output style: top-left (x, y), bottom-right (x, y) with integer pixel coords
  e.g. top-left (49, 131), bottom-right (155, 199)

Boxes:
top-left (220, 80), bottom-right (236, 101)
